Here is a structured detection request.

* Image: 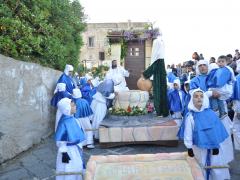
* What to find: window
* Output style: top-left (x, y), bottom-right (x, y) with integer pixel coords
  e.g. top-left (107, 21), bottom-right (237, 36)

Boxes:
top-left (88, 36), bottom-right (94, 47)
top-left (129, 47), bottom-right (140, 56)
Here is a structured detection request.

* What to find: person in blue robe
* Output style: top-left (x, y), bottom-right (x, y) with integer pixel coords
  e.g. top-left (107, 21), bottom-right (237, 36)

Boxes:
top-left (190, 60), bottom-right (209, 92)
top-left (80, 74), bottom-right (96, 105)
top-left (167, 69), bottom-right (177, 83)
top-left (79, 76), bottom-right (87, 88)
top-left (55, 98), bottom-right (86, 180)
top-left (179, 89), bottom-right (230, 180)
top-left (57, 64), bottom-right (76, 94)
top-left (168, 79), bottom-right (185, 123)
top-left (207, 56), bottom-right (235, 118)
top-left (91, 79), bottom-right (115, 139)
top-left (182, 81), bottom-right (191, 117)
top-left (72, 88), bottom-right (95, 149)
top-left (51, 83), bottom-right (72, 131)
top-left (50, 83), bottom-right (72, 108)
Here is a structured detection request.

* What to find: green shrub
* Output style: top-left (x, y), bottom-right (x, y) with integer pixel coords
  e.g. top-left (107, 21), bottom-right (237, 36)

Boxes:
top-left (0, 0), bottom-right (86, 71)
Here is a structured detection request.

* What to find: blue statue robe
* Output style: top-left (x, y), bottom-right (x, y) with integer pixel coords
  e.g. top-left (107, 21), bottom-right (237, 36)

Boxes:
top-left (57, 73), bottom-right (75, 94)
top-left (97, 79), bottom-right (114, 108)
top-left (190, 75), bottom-right (208, 92)
top-left (73, 98), bottom-right (93, 118)
top-left (178, 108), bottom-right (228, 149)
top-left (81, 84), bottom-right (96, 105)
top-left (50, 91), bottom-right (72, 107)
top-left (168, 89), bottom-right (184, 112)
top-left (207, 67), bottom-right (232, 88)
top-left (232, 74), bottom-right (240, 100)
top-left (55, 114), bottom-right (85, 143)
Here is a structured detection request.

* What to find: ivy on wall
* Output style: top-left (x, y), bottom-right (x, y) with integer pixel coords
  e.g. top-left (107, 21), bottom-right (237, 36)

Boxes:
top-left (120, 39), bottom-right (128, 61)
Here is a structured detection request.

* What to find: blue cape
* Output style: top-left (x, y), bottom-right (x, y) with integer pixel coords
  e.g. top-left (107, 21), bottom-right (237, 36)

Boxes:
top-left (182, 93), bottom-right (191, 116)
top-left (178, 108), bottom-right (228, 149)
top-left (73, 98), bottom-right (93, 118)
top-left (207, 67), bottom-right (232, 88)
top-left (55, 114), bottom-right (85, 143)
top-left (79, 77), bottom-right (87, 88)
top-left (81, 84), bottom-right (96, 105)
top-left (50, 91), bottom-right (72, 107)
top-left (190, 75), bottom-right (208, 92)
top-left (168, 89), bottom-right (184, 112)
top-left (97, 79), bottom-right (114, 97)
top-left (57, 73), bottom-right (75, 94)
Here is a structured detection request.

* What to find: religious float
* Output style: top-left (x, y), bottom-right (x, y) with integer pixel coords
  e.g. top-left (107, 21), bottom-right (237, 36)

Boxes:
top-left (98, 78), bottom-right (179, 148)
top-left (85, 152), bottom-right (204, 180)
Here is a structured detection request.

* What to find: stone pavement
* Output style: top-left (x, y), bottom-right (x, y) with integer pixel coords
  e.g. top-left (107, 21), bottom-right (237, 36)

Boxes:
top-left (0, 135), bottom-right (239, 180)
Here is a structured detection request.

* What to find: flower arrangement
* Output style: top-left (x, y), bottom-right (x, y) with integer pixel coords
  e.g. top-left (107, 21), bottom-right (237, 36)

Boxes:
top-left (146, 102), bottom-right (154, 113)
top-left (109, 105), bottom-right (147, 116)
top-left (109, 103), bottom-right (155, 116)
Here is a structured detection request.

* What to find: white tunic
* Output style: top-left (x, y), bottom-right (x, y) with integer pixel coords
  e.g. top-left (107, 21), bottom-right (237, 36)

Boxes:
top-left (76, 116), bottom-right (94, 146)
top-left (91, 92), bottom-right (108, 139)
top-left (233, 100), bottom-right (240, 150)
top-left (56, 142), bottom-right (84, 180)
top-left (184, 114), bottom-right (231, 180)
top-left (105, 67), bottom-right (129, 92)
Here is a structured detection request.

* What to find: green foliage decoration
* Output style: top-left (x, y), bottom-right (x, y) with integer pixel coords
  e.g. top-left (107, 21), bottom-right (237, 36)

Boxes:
top-left (0, 0), bottom-right (86, 71)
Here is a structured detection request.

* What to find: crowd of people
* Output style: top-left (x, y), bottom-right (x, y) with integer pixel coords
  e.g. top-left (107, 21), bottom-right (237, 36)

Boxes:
top-left (167, 51), bottom-right (240, 180)
top-left (50, 47), bottom-right (240, 179)
top-left (50, 60), bottom-right (130, 179)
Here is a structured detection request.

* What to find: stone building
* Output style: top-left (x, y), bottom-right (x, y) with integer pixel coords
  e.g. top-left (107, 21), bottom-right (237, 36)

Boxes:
top-left (80, 21), bottom-right (158, 89)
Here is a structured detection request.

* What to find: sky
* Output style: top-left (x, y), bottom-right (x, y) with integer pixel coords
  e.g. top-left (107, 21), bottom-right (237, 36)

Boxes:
top-left (80, 0), bottom-right (240, 65)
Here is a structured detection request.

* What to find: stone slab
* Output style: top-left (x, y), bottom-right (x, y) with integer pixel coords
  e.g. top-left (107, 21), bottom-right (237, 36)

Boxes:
top-left (85, 152), bottom-right (204, 180)
top-left (99, 119), bottom-right (179, 145)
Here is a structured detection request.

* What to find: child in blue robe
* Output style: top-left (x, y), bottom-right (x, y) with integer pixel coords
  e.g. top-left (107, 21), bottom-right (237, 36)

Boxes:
top-left (91, 79), bottom-right (115, 139)
top-left (182, 89), bottom-right (230, 180)
top-left (207, 55), bottom-right (235, 118)
top-left (80, 74), bottom-right (96, 105)
top-left (55, 98), bottom-right (86, 180)
top-left (182, 81), bottom-right (191, 117)
top-left (72, 88), bottom-right (95, 149)
top-left (168, 79), bottom-right (185, 125)
top-left (51, 83), bottom-right (72, 108)
top-left (51, 83), bottom-right (72, 131)
top-left (56, 64), bottom-right (76, 94)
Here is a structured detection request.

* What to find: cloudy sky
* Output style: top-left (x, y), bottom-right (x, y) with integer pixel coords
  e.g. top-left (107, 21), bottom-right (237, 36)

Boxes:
top-left (80, 0), bottom-right (239, 64)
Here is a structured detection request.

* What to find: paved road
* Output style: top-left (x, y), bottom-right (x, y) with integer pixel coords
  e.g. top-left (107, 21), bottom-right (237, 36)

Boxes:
top-left (0, 135), bottom-right (239, 180)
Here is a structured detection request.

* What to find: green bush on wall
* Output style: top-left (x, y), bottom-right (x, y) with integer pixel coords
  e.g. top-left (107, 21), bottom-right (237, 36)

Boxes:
top-left (0, 0), bottom-right (86, 71)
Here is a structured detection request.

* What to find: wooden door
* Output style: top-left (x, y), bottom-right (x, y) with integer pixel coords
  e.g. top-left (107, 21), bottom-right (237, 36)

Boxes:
top-left (125, 41), bottom-right (145, 90)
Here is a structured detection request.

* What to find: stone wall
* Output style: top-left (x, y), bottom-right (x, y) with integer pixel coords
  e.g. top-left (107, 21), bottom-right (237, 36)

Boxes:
top-left (0, 54), bottom-right (61, 163)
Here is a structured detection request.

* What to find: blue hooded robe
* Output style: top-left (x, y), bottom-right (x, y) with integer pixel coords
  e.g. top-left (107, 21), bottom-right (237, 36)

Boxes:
top-left (55, 114), bottom-right (85, 144)
top-left (178, 108), bottom-right (228, 149)
top-left (190, 75), bottom-right (208, 92)
top-left (168, 89), bottom-right (184, 112)
top-left (73, 98), bottom-right (93, 118)
top-left (57, 73), bottom-right (75, 94)
top-left (81, 83), bottom-right (96, 105)
top-left (207, 67), bottom-right (232, 88)
top-left (50, 91), bottom-right (72, 107)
